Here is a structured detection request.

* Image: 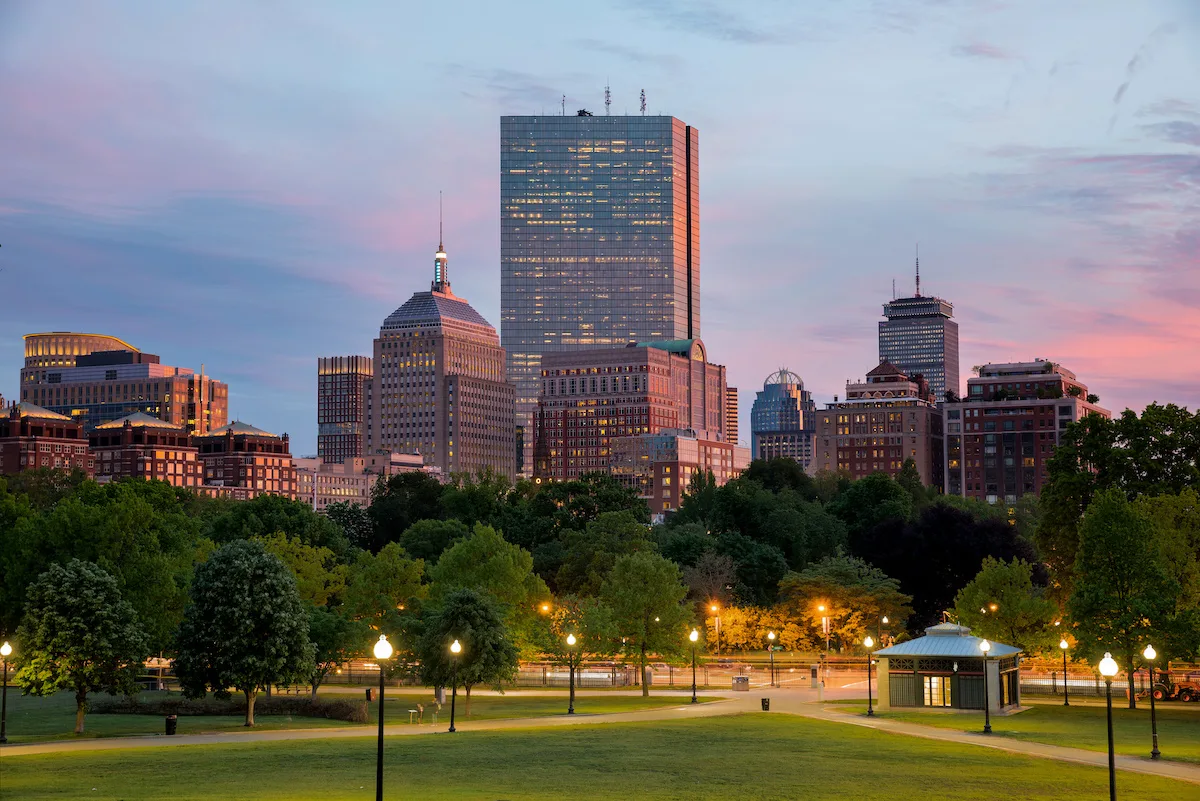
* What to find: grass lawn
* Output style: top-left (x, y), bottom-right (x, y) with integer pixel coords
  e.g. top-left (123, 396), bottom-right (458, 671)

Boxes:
top-left (1, 689), bottom-right (705, 744)
top-left (833, 699), bottom-right (1200, 764)
top-left (3, 714), bottom-right (1197, 800)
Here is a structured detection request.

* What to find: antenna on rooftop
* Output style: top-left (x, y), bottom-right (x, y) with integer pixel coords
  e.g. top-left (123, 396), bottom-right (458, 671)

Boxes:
top-left (915, 243), bottom-right (921, 297)
top-left (640, 89), bottom-right (646, 115)
top-left (604, 82), bottom-right (611, 115)
top-left (562, 95), bottom-right (566, 116)
top-left (438, 190), bottom-right (443, 249)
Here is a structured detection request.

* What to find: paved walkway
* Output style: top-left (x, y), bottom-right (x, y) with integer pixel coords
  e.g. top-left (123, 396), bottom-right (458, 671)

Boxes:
top-left (5, 688), bottom-right (1199, 787)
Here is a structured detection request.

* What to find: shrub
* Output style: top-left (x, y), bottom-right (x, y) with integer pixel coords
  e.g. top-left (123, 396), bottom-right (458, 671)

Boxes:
top-left (92, 694), bottom-right (368, 723)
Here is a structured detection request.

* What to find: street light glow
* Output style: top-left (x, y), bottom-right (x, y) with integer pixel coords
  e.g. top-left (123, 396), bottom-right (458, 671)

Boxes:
top-left (1098, 653), bottom-right (1119, 677)
top-left (689, 629), bottom-right (699, 643)
top-left (541, 603), bottom-right (550, 613)
top-left (767, 631), bottom-right (775, 641)
top-left (1143, 644), bottom-right (1156, 661)
top-left (566, 634), bottom-right (577, 646)
top-left (710, 604), bottom-right (718, 613)
top-left (1060, 639), bottom-right (1069, 650)
top-left (0, 642), bottom-right (10, 657)
top-left (817, 604), bottom-right (826, 613)
top-left (450, 639), bottom-right (462, 655)
top-left (372, 634), bottom-right (393, 661)
top-left (864, 635), bottom-right (874, 649)
top-left (989, 603), bottom-right (998, 612)
top-left (881, 616), bottom-right (888, 624)
top-left (979, 639), bottom-right (991, 654)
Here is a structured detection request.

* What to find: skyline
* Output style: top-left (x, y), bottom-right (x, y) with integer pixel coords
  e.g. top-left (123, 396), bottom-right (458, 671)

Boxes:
top-left (1, 1), bottom-right (1198, 455)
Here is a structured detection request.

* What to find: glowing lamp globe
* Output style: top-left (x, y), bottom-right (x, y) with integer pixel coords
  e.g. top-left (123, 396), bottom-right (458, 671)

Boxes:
top-left (768, 631), bottom-right (776, 641)
top-left (1098, 653), bottom-right (1119, 677)
top-left (373, 635), bottom-right (393, 661)
top-left (450, 639), bottom-right (462, 655)
top-left (979, 639), bottom-right (991, 654)
top-left (566, 634), bottom-right (577, 647)
top-left (0, 641), bottom-right (11, 658)
top-left (881, 616), bottom-right (889, 625)
top-left (1143, 644), bottom-right (1156, 661)
top-left (863, 636), bottom-right (874, 649)
top-left (1059, 639), bottom-right (1069, 650)
top-left (689, 629), bottom-right (699, 643)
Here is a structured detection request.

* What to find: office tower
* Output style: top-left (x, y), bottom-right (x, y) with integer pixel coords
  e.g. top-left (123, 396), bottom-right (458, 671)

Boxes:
top-left (366, 239), bottom-right (515, 479)
top-left (532, 338), bottom-right (726, 482)
top-left (501, 113), bottom-right (700, 474)
top-left (194, 421), bottom-right (297, 500)
top-left (90, 412), bottom-right (201, 488)
top-left (317, 355), bottom-right (373, 464)
top-left (20, 333), bottom-right (228, 435)
top-left (878, 261), bottom-right (959, 401)
top-left (725, 386), bottom-right (739, 445)
top-left (814, 360), bottom-right (943, 485)
top-left (750, 369), bottom-right (817, 469)
top-left (943, 360), bottom-right (1109, 504)
top-left (0, 402), bottom-right (94, 476)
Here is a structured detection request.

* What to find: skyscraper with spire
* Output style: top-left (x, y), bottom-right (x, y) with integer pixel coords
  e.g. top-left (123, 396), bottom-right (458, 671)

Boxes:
top-left (365, 232), bottom-right (515, 479)
top-left (878, 254), bottom-right (960, 401)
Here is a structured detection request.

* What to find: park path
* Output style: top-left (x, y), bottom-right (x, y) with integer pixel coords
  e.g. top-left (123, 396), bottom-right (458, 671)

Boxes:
top-left (5, 687), bottom-right (1200, 787)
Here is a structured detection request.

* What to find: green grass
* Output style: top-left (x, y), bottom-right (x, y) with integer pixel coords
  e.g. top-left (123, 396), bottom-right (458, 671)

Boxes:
top-left (835, 699), bottom-right (1200, 764)
top-left (1, 689), bottom-right (705, 744)
top-left (3, 715), bottom-right (1197, 800)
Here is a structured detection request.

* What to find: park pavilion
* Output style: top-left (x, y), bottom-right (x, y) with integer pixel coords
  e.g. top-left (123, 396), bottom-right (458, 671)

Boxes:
top-left (875, 623), bottom-right (1021, 713)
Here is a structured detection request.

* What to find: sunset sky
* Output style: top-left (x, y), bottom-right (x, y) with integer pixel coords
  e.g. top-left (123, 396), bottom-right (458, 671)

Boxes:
top-left (2, 0), bottom-right (1197, 453)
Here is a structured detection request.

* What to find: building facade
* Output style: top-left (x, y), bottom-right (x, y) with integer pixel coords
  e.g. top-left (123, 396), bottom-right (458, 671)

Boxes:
top-left (0, 402), bottom-right (94, 476)
top-left (532, 339), bottom-right (726, 482)
top-left (942, 360), bottom-right (1110, 504)
top-left (814, 360), bottom-right (944, 486)
top-left (294, 452), bottom-right (427, 513)
top-left (725, 386), bottom-right (739, 446)
top-left (610, 429), bottom-right (749, 518)
top-left (366, 241), bottom-right (515, 479)
top-left (501, 113), bottom-right (701, 474)
top-left (90, 412), bottom-right (201, 488)
top-left (878, 271), bottom-right (960, 401)
top-left (318, 355), bottom-right (373, 464)
top-left (193, 421), bottom-right (296, 500)
top-left (20, 335), bottom-right (228, 435)
top-left (750, 369), bottom-right (817, 469)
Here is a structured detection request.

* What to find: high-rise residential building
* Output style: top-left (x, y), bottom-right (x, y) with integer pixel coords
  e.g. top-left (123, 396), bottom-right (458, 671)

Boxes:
top-left (0, 402), bottom-right (94, 476)
top-left (532, 339), bottom-right (726, 482)
top-left (750, 369), bottom-right (817, 469)
top-left (943, 360), bottom-right (1109, 504)
top-left (878, 264), bottom-right (959, 401)
top-left (366, 240), bottom-right (515, 479)
top-left (317, 355), bottom-right (373, 464)
top-left (725, 387), bottom-right (739, 446)
top-left (501, 113), bottom-right (700, 474)
top-left (194, 421), bottom-right (296, 500)
top-left (20, 333), bottom-right (227, 435)
top-left (90, 412), bottom-right (201, 488)
top-left (610, 429), bottom-right (749, 519)
top-left (814, 360), bottom-right (944, 485)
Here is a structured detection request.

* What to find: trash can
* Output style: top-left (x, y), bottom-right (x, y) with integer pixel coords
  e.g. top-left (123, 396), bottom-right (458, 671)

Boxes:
top-left (761, 698), bottom-right (770, 711)
top-left (366, 687), bottom-right (375, 702)
top-left (165, 715), bottom-right (178, 736)
top-left (810, 664), bottom-right (819, 689)
top-left (732, 676), bottom-right (750, 691)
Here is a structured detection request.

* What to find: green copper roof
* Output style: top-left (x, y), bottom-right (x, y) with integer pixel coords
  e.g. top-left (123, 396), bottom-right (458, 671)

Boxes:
top-left (635, 339), bottom-right (697, 356)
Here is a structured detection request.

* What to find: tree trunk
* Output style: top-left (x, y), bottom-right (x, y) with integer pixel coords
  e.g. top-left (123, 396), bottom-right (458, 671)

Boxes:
top-left (641, 642), bottom-right (649, 698)
top-left (74, 689), bottom-right (89, 734)
top-left (1127, 666), bottom-right (1137, 709)
top-left (465, 684), bottom-right (472, 717)
top-left (245, 688), bottom-right (258, 726)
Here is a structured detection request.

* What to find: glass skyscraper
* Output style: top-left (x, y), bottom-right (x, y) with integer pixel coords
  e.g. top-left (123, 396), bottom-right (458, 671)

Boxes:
top-left (750, 369), bottom-right (817, 470)
top-left (878, 293), bottom-right (959, 402)
top-left (500, 114), bottom-right (700, 474)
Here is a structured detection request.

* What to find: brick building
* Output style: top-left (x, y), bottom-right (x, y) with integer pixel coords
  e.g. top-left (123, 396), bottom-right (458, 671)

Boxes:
top-left (294, 452), bottom-right (426, 513)
top-left (0, 402), bottom-right (94, 476)
top-left (317, 355), bottom-right (373, 464)
top-left (90, 412), bottom-right (201, 488)
top-left (814, 360), bottom-right (944, 486)
top-left (193, 421), bottom-right (296, 500)
top-left (533, 339), bottom-right (727, 482)
top-left (943, 360), bottom-right (1110, 504)
top-left (610, 429), bottom-right (749, 518)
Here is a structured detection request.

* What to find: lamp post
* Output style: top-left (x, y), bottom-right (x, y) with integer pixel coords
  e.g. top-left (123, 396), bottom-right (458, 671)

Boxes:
top-left (1099, 653), bottom-right (1120, 801)
top-left (448, 639), bottom-right (462, 733)
top-left (689, 629), bottom-right (699, 703)
top-left (0, 641), bottom-right (11, 745)
top-left (710, 604), bottom-right (721, 655)
top-left (879, 615), bottom-right (888, 647)
top-left (864, 636), bottom-right (875, 717)
top-left (767, 632), bottom-right (776, 687)
top-left (1060, 638), bottom-right (1070, 706)
top-left (979, 639), bottom-right (992, 734)
top-left (372, 635), bottom-right (393, 801)
top-left (1143, 644), bottom-right (1160, 760)
top-left (566, 633), bottom-right (577, 715)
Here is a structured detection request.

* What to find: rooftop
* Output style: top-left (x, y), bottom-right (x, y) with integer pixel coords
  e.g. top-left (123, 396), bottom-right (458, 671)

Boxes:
top-left (10, 402), bottom-right (74, 421)
top-left (95, 412), bottom-right (183, 430)
top-left (875, 623), bottom-right (1021, 658)
top-left (198, 420), bottom-right (279, 438)
top-left (382, 291), bottom-right (496, 332)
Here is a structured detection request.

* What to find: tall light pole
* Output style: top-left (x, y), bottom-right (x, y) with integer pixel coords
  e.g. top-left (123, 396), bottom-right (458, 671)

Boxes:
top-left (979, 639), bottom-right (992, 734)
top-left (1060, 638), bottom-right (1070, 706)
top-left (1099, 653), bottom-right (1120, 801)
top-left (448, 639), bottom-right (462, 733)
top-left (879, 615), bottom-right (889, 647)
top-left (1143, 644), bottom-right (1160, 760)
top-left (818, 604), bottom-right (830, 653)
top-left (767, 632), bottom-right (776, 687)
top-left (710, 604), bottom-right (721, 655)
top-left (689, 629), bottom-right (699, 703)
top-left (372, 635), bottom-right (393, 801)
top-left (566, 633), bottom-right (577, 715)
top-left (0, 641), bottom-right (11, 744)
top-left (864, 636), bottom-right (875, 717)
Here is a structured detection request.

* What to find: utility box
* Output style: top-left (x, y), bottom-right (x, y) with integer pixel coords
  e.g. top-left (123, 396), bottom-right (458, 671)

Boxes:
top-left (733, 676), bottom-right (750, 691)
top-left (810, 665), bottom-right (819, 689)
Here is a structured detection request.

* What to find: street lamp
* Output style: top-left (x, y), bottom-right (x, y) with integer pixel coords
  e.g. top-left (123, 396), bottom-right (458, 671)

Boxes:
top-left (879, 615), bottom-right (889, 646)
top-left (864, 636), bottom-right (875, 717)
top-left (372, 635), bottom-right (393, 801)
top-left (767, 632), bottom-right (776, 687)
top-left (710, 604), bottom-right (721, 655)
top-left (0, 641), bottom-right (11, 745)
top-left (566, 633), bottom-right (578, 715)
top-left (817, 604), bottom-right (831, 653)
top-left (1144, 644), bottom-right (1160, 760)
top-left (1060, 638), bottom-right (1070, 706)
top-left (689, 629), bottom-right (699, 703)
top-left (1099, 653), bottom-right (1120, 801)
top-left (979, 639), bottom-right (992, 734)
top-left (448, 639), bottom-right (462, 733)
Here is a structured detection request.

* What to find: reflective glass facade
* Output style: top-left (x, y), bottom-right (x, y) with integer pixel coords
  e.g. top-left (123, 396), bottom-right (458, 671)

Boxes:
top-left (501, 115), bottom-right (699, 474)
top-left (749, 370), bottom-right (817, 469)
top-left (878, 296), bottom-right (959, 401)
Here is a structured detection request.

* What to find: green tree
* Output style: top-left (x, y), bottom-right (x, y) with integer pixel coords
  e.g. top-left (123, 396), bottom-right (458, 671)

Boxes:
top-left (367, 471), bottom-right (446, 552)
top-left (601, 551), bottom-right (691, 697)
top-left (953, 557), bottom-right (1058, 653)
top-left (441, 469), bottom-right (512, 527)
top-left (828, 472), bottom-right (913, 536)
top-left (325, 501), bottom-right (374, 550)
top-left (343, 542), bottom-right (425, 641)
top-left (253, 531), bottom-right (348, 607)
top-left (1068, 490), bottom-right (1179, 708)
top-left (398, 519), bottom-right (469, 563)
top-left (681, 551), bottom-right (737, 605)
top-left (556, 511), bottom-right (654, 596)
top-left (14, 560), bottom-right (149, 734)
top-left (307, 605), bottom-right (370, 695)
top-left (714, 533), bottom-right (789, 605)
top-left (776, 556), bottom-right (913, 652)
top-left (743, 458), bottom-right (819, 498)
top-left (529, 472), bottom-right (650, 534)
top-left (535, 595), bottom-right (618, 670)
top-left (173, 540), bottom-right (315, 726)
top-left (205, 493), bottom-right (348, 555)
top-left (417, 589), bottom-right (519, 715)
top-left (896, 458), bottom-right (930, 508)
top-left (655, 522), bottom-right (717, 567)
top-left (670, 469), bottom-right (720, 530)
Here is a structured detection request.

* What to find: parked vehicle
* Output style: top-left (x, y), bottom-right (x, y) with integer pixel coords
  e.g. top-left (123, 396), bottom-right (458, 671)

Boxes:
top-left (1144, 671), bottom-right (1200, 702)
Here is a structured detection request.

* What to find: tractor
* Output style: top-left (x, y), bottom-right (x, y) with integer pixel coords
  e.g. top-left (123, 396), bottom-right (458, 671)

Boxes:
top-left (1148, 671), bottom-right (1200, 702)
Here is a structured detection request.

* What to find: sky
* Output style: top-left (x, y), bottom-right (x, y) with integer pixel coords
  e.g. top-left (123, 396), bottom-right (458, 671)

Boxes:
top-left (1, 0), bottom-right (1198, 454)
